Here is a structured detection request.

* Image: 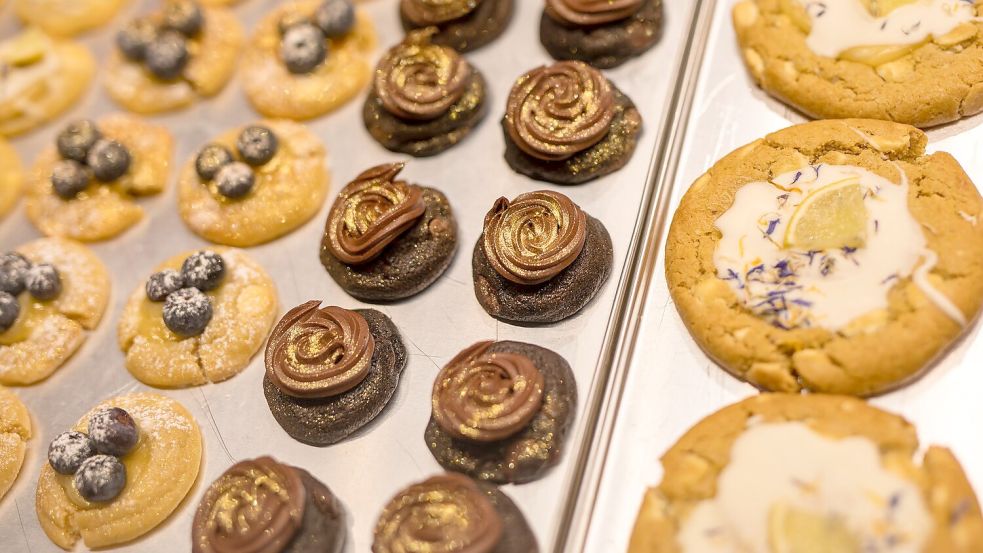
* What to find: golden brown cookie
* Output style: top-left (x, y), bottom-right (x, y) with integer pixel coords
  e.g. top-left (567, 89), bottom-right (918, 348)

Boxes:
top-left (14, 0), bottom-right (126, 36)
top-left (36, 393), bottom-right (202, 549)
top-left (666, 119), bottom-right (983, 395)
top-left (0, 138), bottom-right (23, 219)
top-left (628, 393), bottom-right (983, 553)
top-left (0, 386), bottom-right (31, 501)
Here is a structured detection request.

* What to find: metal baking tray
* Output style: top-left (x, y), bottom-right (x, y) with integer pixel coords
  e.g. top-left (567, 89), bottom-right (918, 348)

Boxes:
top-left (573, 0), bottom-right (983, 551)
top-left (0, 0), bottom-right (696, 551)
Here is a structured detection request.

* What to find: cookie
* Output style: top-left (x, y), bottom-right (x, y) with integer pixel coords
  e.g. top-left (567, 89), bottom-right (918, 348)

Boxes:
top-left (734, 0), bottom-right (983, 128)
top-left (628, 393), bottom-right (983, 553)
top-left (118, 248), bottom-right (278, 388)
top-left (0, 238), bottom-right (110, 386)
top-left (400, 0), bottom-right (514, 53)
top-left (666, 118), bottom-right (983, 395)
top-left (472, 191), bottom-right (613, 324)
top-left (179, 120), bottom-right (330, 246)
top-left (425, 340), bottom-right (577, 484)
top-left (14, 0), bottom-right (126, 37)
top-left (540, 0), bottom-right (663, 69)
top-left (242, 0), bottom-right (377, 120)
top-left (105, 2), bottom-right (243, 114)
top-left (363, 28), bottom-right (488, 157)
top-left (0, 28), bottom-right (94, 137)
top-left (319, 162), bottom-right (457, 301)
top-left (193, 457), bottom-right (346, 553)
top-left (0, 386), bottom-right (31, 501)
top-left (263, 302), bottom-right (407, 445)
top-left (502, 61), bottom-right (642, 184)
top-left (373, 472), bottom-right (538, 553)
top-left (36, 393), bottom-right (202, 549)
top-left (25, 114), bottom-right (174, 242)
top-left (0, 138), bottom-right (23, 219)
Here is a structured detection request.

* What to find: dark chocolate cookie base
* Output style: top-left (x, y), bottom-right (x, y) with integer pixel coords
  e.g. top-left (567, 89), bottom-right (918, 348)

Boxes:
top-left (363, 71), bottom-right (489, 157)
top-left (264, 309), bottom-right (408, 446)
top-left (401, 0), bottom-right (514, 53)
top-left (320, 187), bottom-right (457, 302)
top-left (502, 87), bottom-right (642, 184)
top-left (425, 341), bottom-right (577, 484)
top-left (539, 0), bottom-right (663, 69)
top-left (478, 480), bottom-right (539, 552)
top-left (472, 216), bottom-right (612, 324)
top-left (285, 468), bottom-right (346, 553)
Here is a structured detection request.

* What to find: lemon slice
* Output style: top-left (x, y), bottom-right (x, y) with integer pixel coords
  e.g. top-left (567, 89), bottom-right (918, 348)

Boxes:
top-left (0, 28), bottom-right (48, 67)
top-left (860, 0), bottom-right (920, 17)
top-left (768, 503), bottom-right (862, 553)
top-left (783, 178), bottom-right (868, 251)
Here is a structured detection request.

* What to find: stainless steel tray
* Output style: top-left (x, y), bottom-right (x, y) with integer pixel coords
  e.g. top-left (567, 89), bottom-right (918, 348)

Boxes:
top-left (576, 1), bottom-right (983, 551)
top-left (0, 0), bottom-right (695, 551)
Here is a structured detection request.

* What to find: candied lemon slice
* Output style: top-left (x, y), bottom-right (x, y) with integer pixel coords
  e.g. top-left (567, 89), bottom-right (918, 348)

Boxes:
top-left (784, 179), bottom-right (868, 251)
top-left (768, 503), bottom-right (863, 553)
top-left (841, 40), bottom-right (924, 66)
top-left (861, 0), bottom-right (920, 17)
top-left (0, 28), bottom-right (48, 66)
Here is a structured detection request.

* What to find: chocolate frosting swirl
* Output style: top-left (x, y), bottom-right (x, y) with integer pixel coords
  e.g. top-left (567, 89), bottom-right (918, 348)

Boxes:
top-left (482, 190), bottom-right (588, 285)
top-left (400, 0), bottom-right (482, 26)
top-left (193, 457), bottom-right (305, 553)
top-left (545, 0), bottom-right (644, 26)
top-left (505, 61), bottom-right (615, 161)
top-left (266, 301), bottom-right (375, 399)
top-left (372, 473), bottom-right (503, 553)
top-left (432, 341), bottom-right (544, 442)
top-left (374, 29), bottom-right (472, 121)
top-left (325, 163), bottom-right (426, 265)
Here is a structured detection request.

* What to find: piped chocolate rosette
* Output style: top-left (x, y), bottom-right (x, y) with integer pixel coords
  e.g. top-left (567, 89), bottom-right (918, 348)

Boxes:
top-left (399, 0), bottom-right (514, 53)
top-left (502, 61), bottom-right (642, 184)
top-left (540, 0), bottom-right (663, 69)
top-left (424, 340), bottom-right (577, 484)
top-left (363, 28), bottom-right (488, 156)
top-left (373, 472), bottom-right (539, 553)
top-left (546, 0), bottom-right (644, 26)
top-left (193, 456), bottom-right (345, 553)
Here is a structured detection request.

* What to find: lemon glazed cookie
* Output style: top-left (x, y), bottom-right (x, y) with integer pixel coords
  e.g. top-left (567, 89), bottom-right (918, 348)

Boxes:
top-left (107, 0), bottom-right (243, 114)
top-left (25, 115), bottom-right (174, 242)
top-left (734, 0), bottom-right (983, 128)
top-left (37, 393), bottom-right (202, 549)
top-left (242, 0), bottom-right (376, 120)
top-left (0, 386), bottom-right (31, 501)
top-left (0, 138), bottom-right (24, 219)
top-left (666, 119), bottom-right (983, 396)
top-left (14, 0), bottom-right (126, 37)
top-left (0, 28), bottom-right (94, 137)
top-left (180, 121), bottom-right (330, 246)
top-left (119, 249), bottom-right (278, 388)
top-left (0, 239), bottom-right (110, 386)
top-left (628, 393), bottom-right (983, 553)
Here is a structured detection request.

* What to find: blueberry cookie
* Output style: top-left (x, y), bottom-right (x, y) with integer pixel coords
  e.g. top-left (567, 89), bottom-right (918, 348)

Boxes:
top-left (628, 393), bottom-right (983, 553)
top-left (0, 139), bottom-right (23, 219)
top-left (14, 0), bottom-right (126, 37)
top-left (0, 386), bottom-right (31, 501)
top-left (25, 115), bottom-right (174, 242)
top-left (242, 0), bottom-right (377, 120)
top-left (540, 0), bottom-right (663, 69)
top-left (0, 239), bottom-right (110, 386)
top-left (179, 120), bottom-right (330, 246)
top-left (400, 0), bottom-right (514, 53)
top-left (118, 249), bottom-right (278, 388)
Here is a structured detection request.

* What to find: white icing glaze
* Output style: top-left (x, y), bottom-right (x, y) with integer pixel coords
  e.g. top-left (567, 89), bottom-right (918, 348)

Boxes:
top-left (677, 422), bottom-right (932, 553)
top-left (799, 0), bottom-right (977, 58)
top-left (713, 163), bottom-right (965, 330)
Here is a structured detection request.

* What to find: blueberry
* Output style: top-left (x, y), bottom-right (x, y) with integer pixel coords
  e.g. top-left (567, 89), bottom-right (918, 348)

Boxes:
top-left (146, 269), bottom-right (185, 302)
top-left (74, 455), bottom-right (127, 502)
top-left (161, 0), bottom-right (203, 37)
top-left (25, 263), bottom-right (61, 301)
top-left (48, 431), bottom-right (96, 475)
top-left (51, 160), bottom-right (91, 199)
top-left (56, 119), bottom-right (102, 163)
top-left (280, 23), bottom-right (327, 74)
top-left (314, 0), bottom-right (355, 38)
top-left (236, 125), bottom-right (278, 166)
top-left (194, 144), bottom-right (234, 181)
top-left (181, 251), bottom-right (225, 291)
top-left (145, 31), bottom-right (189, 81)
top-left (163, 287), bottom-right (213, 337)
top-left (0, 252), bottom-right (31, 295)
top-left (116, 18), bottom-right (158, 62)
top-left (215, 161), bottom-right (255, 199)
top-left (86, 139), bottom-right (131, 182)
top-left (0, 291), bottom-right (19, 332)
top-left (88, 407), bottom-right (139, 457)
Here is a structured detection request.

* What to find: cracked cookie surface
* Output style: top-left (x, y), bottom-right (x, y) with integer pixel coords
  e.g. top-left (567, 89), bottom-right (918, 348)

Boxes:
top-left (0, 386), bottom-right (31, 501)
top-left (665, 118), bottom-right (983, 395)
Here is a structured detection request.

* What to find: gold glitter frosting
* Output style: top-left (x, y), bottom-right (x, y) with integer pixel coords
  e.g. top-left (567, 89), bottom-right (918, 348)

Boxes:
top-left (400, 0), bottom-right (482, 26)
top-left (545, 0), bottom-right (643, 26)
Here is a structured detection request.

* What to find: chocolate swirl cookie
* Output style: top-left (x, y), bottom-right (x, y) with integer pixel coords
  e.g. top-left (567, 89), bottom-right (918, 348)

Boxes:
top-left (502, 62), bottom-right (642, 184)
top-left (193, 457), bottom-right (345, 553)
top-left (364, 29), bottom-right (488, 156)
top-left (540, 0), bottom-right (663, 69)
top-left (400, 0), bottom-right (513, 53)
top-left (320, 162), bottom-right (457, 301)
top-left (472, 191), bottom-right (611, 324)
top-left (373, 472), bottom-right (538, 553)
top-left (264, 303), bottom-right (408, 445)
top-left (546, 0), bottom-right (644, 26)
top-left (425, 341), bottom-right (577, 484)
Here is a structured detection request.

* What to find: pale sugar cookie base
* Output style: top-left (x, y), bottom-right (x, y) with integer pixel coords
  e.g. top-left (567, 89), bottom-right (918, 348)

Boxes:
top-left (0, 386), bottom-right (31, 501)
top-left (0, 138), bottom-right (23, 219)
top-left (14, 0), bottom-right (126, 37)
